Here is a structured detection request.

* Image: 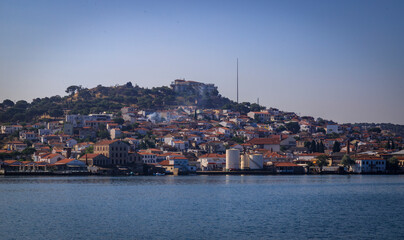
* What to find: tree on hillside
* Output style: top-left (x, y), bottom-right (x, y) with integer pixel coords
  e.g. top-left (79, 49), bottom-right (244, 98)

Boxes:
top-left (332, 141), bottom-right (341, 152)
top-left (385, 140), bottom-right (392, 149)
top-left (97, 124), bottom-right (110, 140)
top-left (65, 85), bottom-right (82, 96)
top-left (316, 154), bottom-right (328, 172)
top-left (250, 103), bottom-right (263, 112)
top-left (126, 82), bottom-right (133, 88)
top-left (387, 157), bottom-right (399, 173)
top-left (368, 127), bottom-right (381, 133)
top-left (341, 154), bottom-right (355, 172)
top-left (285, 122), bottom-right (300, 134)
top-left (310, 140), bottom-right (317, 153)
top-left (306, 161), bottom-right (314, 174)
top-left (80, 146), bottom-right (94, 157)
top-left (318, 141), bottom-right (325, 153)
top-left (2, 99), bottom-right (14, 107)
top-left (78, 89), bottom-right (92, 100)
top-left (49, 109), bottom-right (64, 118)
top-left (15, 100), bottom-right (29, 109)
top-left (113, 118), bottom-right (125, 125)
top-left (277, 125), bottom-right (286, 132)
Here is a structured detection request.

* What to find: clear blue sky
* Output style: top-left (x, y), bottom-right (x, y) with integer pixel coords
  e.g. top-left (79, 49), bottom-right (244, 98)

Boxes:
top-left (1, 0), bottom-right (403, 124)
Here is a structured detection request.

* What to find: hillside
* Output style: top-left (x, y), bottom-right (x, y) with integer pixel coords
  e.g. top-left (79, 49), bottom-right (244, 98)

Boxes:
top-left (0, 81), bottom-right (262, 123)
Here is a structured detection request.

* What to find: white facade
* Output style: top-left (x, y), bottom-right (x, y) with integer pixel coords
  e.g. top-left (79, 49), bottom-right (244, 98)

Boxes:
top-left (198, 154), bottom-right (226, 171)
top-left (353, 158), bottom-right (386, 173)
top-left (249, 154), bottom-right (264, 170)
top-left (140, 153), bottom-right (157, 164)
top-left (326, 125), bottom-right (341, 134)
top-left (226, 149), bottom-right (240, 170)
top-left (65, 114), bottom-right (113, 128)
top-left (247, 112), bottom-right (271, 122)
top-left (110, 128), bottom-right (122, 140)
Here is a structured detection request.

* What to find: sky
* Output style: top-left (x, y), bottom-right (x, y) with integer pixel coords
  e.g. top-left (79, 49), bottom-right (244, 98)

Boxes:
top-left (1, 0), bottom-right (403, 124)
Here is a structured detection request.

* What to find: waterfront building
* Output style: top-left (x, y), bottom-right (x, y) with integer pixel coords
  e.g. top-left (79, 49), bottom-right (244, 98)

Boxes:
top-left (274, 162), bottom-right (305, 174)
top-left (78, 154), bottom-right (111, 166)
top-left (94, 140), bottom-right (129, 165)
top-left (353, 156), bottom-right (386, 173)
top-left (198, 153), bottom-right (226, 171)
top-left (94, 140), bottom-right (142, 166)
top-left (159, 156), bottom-right (196, 173)
top-left (50, 159), bottom-right (88, 173)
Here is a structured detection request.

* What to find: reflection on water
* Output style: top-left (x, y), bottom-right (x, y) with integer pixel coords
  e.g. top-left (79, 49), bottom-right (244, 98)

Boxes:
top-left (1, 175), bottom-right (404, 239)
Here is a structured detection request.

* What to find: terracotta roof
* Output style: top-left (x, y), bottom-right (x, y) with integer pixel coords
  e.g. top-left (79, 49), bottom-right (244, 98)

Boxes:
top-left (355, 156), bottom-right (385, 160)
top-left (3, 160), bottom-right (18, 164)
top-left (95, 140), bottom-right (119, 146)
top-left (248, 138), bottom-right (280, 145)
top-left (52, 158), bottom-right (76, 165)
top-left (199, 153), bottom-right (226, 159)
top-left (159, 160), bottom-right (172, 166)
top-left (171, 156), bottom-right (187, 160)
top-left (79, 154), bottom-right (103, 159)
top-left (42, 153), bottom-right (62, 159)
top-left (274, 162), bottom-right (299, 167)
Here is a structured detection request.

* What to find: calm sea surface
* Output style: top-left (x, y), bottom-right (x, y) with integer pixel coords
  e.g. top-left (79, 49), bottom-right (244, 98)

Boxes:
top-left (1, 175), bottom-right (404, 240)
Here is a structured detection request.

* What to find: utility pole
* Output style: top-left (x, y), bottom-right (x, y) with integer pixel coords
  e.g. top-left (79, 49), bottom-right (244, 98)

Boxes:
top-left (237, 58), bottom-right (239, 104)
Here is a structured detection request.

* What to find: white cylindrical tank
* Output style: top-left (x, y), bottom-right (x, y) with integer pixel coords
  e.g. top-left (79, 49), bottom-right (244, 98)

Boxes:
top-left (240, 154), bottom-right (249, 170)
top-left (249, 154), bottom-right (263, 169)
top-left (226, 149), bottom-right (240, 170)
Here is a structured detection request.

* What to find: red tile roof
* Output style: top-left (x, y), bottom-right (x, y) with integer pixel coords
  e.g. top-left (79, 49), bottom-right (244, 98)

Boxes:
top-left (274, 162), bottom-right (299, 167)
top-left (199, 153), bottom-right (226, 159)
top-left (248, 138), bottom-right (280, 145)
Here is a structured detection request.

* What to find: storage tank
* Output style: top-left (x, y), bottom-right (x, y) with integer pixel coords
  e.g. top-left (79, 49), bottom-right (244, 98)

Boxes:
top-left (240, 154), bottom-right (249, 170)
top-left (226, 149), bottom-right (240, 170)
top-left (249, 154), bottom-right (263, 169)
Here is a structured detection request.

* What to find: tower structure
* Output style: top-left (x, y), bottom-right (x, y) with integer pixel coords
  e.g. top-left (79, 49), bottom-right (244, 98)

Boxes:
top-left (237, 58), bottom-right (239, 103)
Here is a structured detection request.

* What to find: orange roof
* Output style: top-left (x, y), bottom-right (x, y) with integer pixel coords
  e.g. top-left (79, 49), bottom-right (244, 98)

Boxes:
top-left (43, 153), bottom-right (62, 159)
top-left (248, 138), bottom-right (280, 145)
top-left (159, 160), bottom-right (172, 166)
top-left (3, 160), bottom-right (18, 164)
top-left (0, 150), bottom-right (13, 154)
top-left (264, 152), bottom-right (286, 158)
top-left (171, 156), bottom-right (187, 160)
top-left (79, 154), bottom-right (103, 159)
top-left (275, 162), bottom-right (299, 167)
top-left (199, 153), bottom-right (226, 159)
top-left (95, 140), bottom-right (119, 145)
top-left (355, 156), bottom-right (385, 160)
top-left (52, 158), bottom-right (76, 165)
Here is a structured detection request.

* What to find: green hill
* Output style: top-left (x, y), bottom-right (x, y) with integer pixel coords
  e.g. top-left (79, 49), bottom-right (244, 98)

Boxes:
top-left (0, 82), bottom-right (263, 123)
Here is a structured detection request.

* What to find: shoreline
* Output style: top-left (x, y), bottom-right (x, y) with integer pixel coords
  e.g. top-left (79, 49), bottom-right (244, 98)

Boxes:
top-left (1, 171), bottom-right (402, 176)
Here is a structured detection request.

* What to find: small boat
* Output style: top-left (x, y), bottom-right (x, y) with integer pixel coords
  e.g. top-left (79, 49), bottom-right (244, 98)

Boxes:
top-left (153, 172), bottom-right (165, 176)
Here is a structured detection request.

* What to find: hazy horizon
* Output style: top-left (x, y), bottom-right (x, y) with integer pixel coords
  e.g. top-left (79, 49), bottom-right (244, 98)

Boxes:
top-left (1, 0), bottom-right (403, 124)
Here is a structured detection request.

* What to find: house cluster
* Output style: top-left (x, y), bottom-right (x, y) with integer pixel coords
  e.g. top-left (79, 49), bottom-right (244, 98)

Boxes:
top-left (1, 104), bottom-right (403, 175)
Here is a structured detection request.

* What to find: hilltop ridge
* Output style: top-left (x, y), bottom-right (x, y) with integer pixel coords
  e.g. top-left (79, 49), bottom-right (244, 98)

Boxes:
top-left (0, 80), bottom-right (263, 123)
top-left (1, 80), bottom-right (403, 137)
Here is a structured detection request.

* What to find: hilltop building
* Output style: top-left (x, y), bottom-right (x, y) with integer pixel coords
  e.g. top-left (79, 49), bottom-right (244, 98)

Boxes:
top-left (170, 79), bottom-right (217, 96)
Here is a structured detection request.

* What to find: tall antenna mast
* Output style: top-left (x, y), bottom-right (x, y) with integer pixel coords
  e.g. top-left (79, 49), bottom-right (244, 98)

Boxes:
top-left (237, 58), bottom-right (239, 104)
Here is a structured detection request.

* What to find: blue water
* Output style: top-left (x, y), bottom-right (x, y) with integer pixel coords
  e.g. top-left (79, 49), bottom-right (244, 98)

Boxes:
top-left (1, 175), bottom-right (404, 240)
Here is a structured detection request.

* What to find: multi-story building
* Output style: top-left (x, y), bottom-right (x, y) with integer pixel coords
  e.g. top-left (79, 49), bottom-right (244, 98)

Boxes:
top-left (94, 140), bottom-right (141, 166)
top-left (353, 156), bottom-right (386, 173)
top-left (94, 140), bottom-right (129, 165)
top-left (247, 111), bottom-right (271, 122)
top-left (65, 114), bottom-right (113, 128)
